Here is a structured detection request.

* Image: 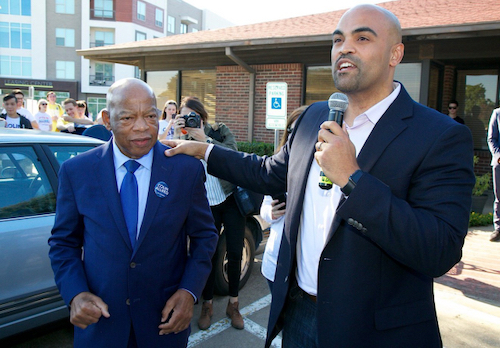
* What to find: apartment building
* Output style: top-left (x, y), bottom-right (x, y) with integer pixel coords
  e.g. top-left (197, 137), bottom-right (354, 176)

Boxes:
top-left (0, 0), bottom-right (233, 118)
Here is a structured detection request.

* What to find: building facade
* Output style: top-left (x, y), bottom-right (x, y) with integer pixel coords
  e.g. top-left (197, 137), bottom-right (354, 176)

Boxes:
top-left (0, 0), bottom-right (233, 117)
top-left (79, 0), bottom-right (500, 173)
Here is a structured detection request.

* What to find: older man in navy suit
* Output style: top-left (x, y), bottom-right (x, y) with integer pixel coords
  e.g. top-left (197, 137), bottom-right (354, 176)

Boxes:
top-left (165, 4), bottom-right (475, 347)
top-left (49, 78), bottom-right (218, 348)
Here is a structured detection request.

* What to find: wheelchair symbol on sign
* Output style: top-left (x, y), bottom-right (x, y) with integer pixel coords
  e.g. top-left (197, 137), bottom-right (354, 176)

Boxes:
top-left (272, 98), bottom-right (281, 110)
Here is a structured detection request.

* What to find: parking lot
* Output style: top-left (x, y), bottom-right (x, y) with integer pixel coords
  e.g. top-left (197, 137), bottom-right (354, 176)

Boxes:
top-left (3, 227), bottom-right (500, 347)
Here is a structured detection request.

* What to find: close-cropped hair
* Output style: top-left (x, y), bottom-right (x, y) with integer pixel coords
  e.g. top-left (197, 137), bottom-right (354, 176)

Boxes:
top-left (63, 98), bottom-right (77, 107)
top-left (3, 93), bottom-right (17, 103)
top-left (12, 89), bottom-right (24, 96)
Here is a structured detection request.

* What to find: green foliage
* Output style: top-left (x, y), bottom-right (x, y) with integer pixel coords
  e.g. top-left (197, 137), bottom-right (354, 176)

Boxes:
top-left (465, 83), bottom-right (495, 116)
top-left (473, 172), bottom-right (491, 196)
top-left (237, 142), bottom-right (274, 156)
top-left (473, 155), bottom-right (491, 196)
top-left (469, 212), bottom-right (493, 227)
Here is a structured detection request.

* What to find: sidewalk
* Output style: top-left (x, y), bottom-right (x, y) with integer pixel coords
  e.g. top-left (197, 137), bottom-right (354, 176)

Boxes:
top-left (435, 190), bottom-right (500, 307)
top-left (435, 225), bottom-right (500, 306)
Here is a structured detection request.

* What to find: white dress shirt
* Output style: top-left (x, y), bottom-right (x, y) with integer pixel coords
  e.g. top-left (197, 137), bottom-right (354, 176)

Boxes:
top-left (203, 83), bottom-right (401, 295)
top-left (113, 140), bottom-right (153, 240)
top-left (297, 83), bottom-right (401, 296)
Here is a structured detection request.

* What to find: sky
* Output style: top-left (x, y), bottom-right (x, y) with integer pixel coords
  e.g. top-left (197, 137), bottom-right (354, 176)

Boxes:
top-left (184, 0), bottom-right (389, 26)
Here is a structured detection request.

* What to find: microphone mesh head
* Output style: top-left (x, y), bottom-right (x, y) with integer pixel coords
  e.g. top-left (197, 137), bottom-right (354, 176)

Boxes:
top-left (328, 93), bottom-right (349, 111)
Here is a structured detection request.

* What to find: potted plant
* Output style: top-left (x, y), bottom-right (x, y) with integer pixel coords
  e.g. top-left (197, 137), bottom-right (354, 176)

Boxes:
top-left (471, 156), bottom-right (491, 213)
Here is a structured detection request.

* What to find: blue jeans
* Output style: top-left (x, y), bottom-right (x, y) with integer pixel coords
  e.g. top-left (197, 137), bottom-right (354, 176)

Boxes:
top-left (282, 283), bottom-right (319, 348)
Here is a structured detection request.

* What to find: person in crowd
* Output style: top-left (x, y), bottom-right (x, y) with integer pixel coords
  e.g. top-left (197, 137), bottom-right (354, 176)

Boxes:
top-left (1, 93), bottom-right (33, 129)
top-left (487, 107), bottom-right (500, 242)
top-left (12, 89), bottom-right (39, 129)
top-left (48, 78), bottom-right (218, 348)
top-left (260, 106), bottom-right (306, 291)
top-left (58, 98), bottom-right (94, 134)
top-left (448, 100), bottom-right (464, 124)
top-left (76, 100), bottom-right (91, 120)
top-left (34, 99), bottom-right (53, 131)
top-left (163, 5), bottom-right (475, 347)
top-left (173, 96), bottom-right (246, 331)
top-left (158, 100), bottom-right (177, 140)
top-left (46, 91), bottom-right (64, 132)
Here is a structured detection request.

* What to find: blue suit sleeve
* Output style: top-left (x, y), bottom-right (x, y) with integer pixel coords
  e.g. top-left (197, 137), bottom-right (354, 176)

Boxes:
top-left (48, 162), bottom-right (90, 306)
top-left (178, 160), bottom-right (218, 300)
top-left (337, 124), bottom-right (475, 277)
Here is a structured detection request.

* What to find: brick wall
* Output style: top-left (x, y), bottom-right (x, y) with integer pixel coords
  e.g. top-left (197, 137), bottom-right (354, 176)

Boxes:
top-left (441, 65), bottom-right (455, 114)
top-left (216, 64), bottom-right (304, 143)
top-left (475, 150), bottom-right (492, 176)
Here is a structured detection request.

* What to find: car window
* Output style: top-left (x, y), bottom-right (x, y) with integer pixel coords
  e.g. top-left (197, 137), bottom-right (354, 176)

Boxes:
top-left (49, 145), bottom-right (96, 166)
top-left (0, 147), bottom-right (55, 219)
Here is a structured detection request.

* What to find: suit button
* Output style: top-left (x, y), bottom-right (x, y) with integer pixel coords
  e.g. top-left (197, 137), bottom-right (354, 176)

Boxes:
top-left (130, 262), bottom-right (136, 268)
top-left (284, 276), bottom-right (288, 282)
top-left (361, 227), bottom-right (368, 235)
top-left (348, 218), bottom-right (354, 226)
top-left (126, 299), bottom-right (130, 305)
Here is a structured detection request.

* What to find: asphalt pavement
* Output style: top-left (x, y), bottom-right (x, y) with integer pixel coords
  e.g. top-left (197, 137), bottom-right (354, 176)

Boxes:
top-left (4, 222), bottom-right (500, 347)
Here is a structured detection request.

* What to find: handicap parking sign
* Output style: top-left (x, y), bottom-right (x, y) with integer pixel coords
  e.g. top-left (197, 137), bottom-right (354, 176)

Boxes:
top-left (272, 97), bottom-right (281, 110)
top-left (266, 82), bottom-right (287, 130)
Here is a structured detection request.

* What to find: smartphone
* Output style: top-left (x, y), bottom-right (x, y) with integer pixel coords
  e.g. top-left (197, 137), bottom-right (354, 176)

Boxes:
top-left (274, 193), bottom-right (287, 205)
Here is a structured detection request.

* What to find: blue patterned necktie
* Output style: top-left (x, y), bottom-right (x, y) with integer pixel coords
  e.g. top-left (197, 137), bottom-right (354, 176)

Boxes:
top-left (120, 160), bottom-right (140, 248)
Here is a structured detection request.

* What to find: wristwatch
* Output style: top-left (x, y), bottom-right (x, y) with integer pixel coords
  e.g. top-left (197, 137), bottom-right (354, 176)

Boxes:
top-left (341, 169), bottom-right (363, 196)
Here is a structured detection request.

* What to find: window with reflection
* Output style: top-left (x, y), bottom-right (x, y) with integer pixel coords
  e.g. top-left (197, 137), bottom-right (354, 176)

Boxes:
top-left (0, 147), bottom-right (54, 219)
top-left (182, 70), bottom-right (216, 123)
top-left (457, 70), bottom-right (499, 150)
top-left (146, 70), bottom-right (179, 111)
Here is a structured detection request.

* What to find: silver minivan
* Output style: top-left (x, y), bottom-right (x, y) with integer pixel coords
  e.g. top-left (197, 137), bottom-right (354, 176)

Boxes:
top-left (0, 128), bottom-right (104, 340)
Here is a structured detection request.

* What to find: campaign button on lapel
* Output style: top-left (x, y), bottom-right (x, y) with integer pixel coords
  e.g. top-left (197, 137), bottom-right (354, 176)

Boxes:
top-left (154, 181), bottom-right (169, 198)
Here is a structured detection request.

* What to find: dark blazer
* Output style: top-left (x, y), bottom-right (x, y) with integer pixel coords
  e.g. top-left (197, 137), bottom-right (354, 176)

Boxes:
top-left (207, 85), bottom-right (475, 347)
top-left (48, 141), bottom-right (218, 348)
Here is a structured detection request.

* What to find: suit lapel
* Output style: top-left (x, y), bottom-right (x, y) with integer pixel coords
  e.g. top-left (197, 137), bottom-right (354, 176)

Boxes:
top-left (356, 89), bottom-right (412, 172)
top-left (96, 141), bottom-right (133, 249)
top-left (285, 103), bottom-right (329, 249)
top-left (134, 142), bottom-right (173, 252)
top-left (327, 86), bottom-right (413, 242)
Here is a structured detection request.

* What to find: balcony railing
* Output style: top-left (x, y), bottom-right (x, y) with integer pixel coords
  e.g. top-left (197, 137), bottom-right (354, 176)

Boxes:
top-left (90, 41), bottom-right (114, 48)
top-left (90, 9), bottom-right (115, 20)
top-left (89, 75), bottom-right (114, 86)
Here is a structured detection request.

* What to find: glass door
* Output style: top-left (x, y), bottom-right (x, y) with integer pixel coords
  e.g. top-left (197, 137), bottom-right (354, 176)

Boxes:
top-left (456, 70), bottom-right (499, 150)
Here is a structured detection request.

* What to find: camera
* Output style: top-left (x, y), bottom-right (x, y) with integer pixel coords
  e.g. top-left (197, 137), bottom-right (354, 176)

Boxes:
top-left (181, 112), bottom-right (201, 128)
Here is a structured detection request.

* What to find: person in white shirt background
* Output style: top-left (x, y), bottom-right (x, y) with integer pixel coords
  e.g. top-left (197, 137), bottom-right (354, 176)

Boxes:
top-left (12, 89), bottom-right (39, 129)
top-left (158, 100), bottom-right (177, 140)
top-left (34, 99), bottom-right (53, 131)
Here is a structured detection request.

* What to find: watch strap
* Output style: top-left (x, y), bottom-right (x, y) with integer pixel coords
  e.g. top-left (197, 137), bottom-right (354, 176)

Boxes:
top-left (341, 169), bottom-right (363, 196)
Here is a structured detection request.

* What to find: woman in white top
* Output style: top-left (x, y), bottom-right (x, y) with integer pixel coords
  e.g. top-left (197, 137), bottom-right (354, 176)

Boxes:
top-left (158, 100), bottom-right (177, 140)
top-left (34, 99), bottom-right (53, 131)
top-left (260, 105), bottom-right (307, 290)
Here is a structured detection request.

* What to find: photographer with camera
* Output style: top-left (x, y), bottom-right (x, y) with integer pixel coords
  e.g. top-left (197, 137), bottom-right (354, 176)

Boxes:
top-left (173, 96), bottom-right (246, 331)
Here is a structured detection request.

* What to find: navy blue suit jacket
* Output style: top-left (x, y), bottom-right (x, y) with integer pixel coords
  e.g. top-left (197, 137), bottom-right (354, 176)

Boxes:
top-left (49, 141), bottom-right (218, 348)
top-left (208, 85), bottom-right (475, 347)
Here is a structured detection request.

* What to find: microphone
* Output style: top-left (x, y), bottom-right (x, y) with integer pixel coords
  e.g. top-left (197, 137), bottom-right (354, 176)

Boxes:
top-left (319, 92), bottom-right (349, 190)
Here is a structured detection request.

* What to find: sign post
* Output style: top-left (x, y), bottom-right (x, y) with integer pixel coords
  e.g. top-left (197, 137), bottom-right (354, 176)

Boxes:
top-left (266, 82), bottom-right (288, 150)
